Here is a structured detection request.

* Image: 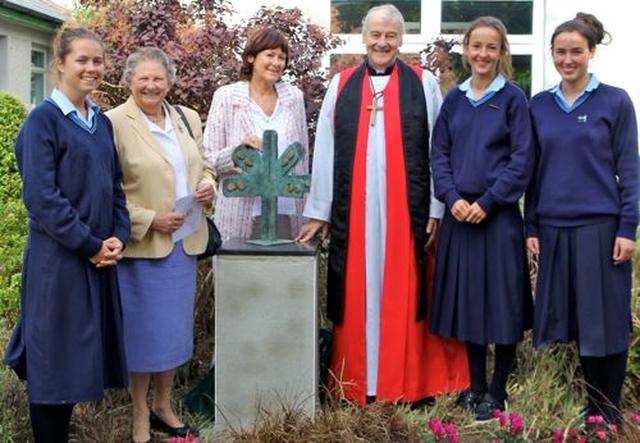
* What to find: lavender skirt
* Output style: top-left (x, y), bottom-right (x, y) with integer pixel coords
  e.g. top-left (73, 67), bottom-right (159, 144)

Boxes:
top-left (118, 242), bottom-right (196, 372)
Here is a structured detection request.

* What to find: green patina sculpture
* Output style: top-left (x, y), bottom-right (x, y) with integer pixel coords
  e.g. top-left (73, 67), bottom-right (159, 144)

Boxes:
top-left (222, 130), bottom-right (311, 246)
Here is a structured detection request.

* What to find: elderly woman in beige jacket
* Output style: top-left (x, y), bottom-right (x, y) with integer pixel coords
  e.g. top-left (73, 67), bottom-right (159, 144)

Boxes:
top-left (203, 27), bottom-right (308, 241)
top-left (107, 47), bottom-right (215, 443)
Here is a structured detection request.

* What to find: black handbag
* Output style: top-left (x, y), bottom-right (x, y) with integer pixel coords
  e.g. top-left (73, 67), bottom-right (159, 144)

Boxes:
top-left (198, 216), bottom-right (222, 260)
top-left (173, 105), bottom-right (223, 260)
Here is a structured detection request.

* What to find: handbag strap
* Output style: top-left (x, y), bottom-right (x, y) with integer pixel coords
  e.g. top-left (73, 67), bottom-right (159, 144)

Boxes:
top-left (173, 105), bottom-right (194, 139)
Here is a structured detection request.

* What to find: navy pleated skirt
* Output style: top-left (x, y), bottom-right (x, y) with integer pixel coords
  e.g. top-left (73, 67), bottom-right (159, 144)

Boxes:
top-left (430, 203), bottom-right (533, 345)
top-left (533, 218), bottom-right (632, 357)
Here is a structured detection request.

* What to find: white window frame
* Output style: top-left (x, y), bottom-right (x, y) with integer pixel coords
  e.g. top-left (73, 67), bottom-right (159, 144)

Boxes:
top-left (30, 45), bottom-right (47, 106)
top-left (329, 0), bottom-right (544, 94)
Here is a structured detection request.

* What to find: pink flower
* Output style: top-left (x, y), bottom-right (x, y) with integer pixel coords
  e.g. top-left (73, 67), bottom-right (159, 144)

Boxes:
top-left (494, 409), bottom-right (508, 427)
top-left (629, 412), bottom-right (640, 424)
top-left (569, 429), bottom-right (578, 438)
top-left (509, 412), bottom-right (524, 434)
top-left (586, 415), bottom-right (604, 424)
top-left (552, 429), bottom-right (564, 442)
top-left (444, 422), bottom-right (458, 438)
top-left (596, 431), bottom-right (606, 440)
top-left (609, 424), bottom-right (617, 433)
top-left (578, 438), bottom-right (587, 443)
top-left (429, 418), bottom-right (445, 437)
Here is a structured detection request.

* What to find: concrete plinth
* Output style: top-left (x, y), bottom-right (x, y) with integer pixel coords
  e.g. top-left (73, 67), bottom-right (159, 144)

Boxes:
top-left (213, 238), bottom-right (319, 432)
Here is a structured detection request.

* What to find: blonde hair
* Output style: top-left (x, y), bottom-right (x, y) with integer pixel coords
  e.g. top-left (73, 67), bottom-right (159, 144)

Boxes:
top-left (462, 16), bottom-right (513, 80)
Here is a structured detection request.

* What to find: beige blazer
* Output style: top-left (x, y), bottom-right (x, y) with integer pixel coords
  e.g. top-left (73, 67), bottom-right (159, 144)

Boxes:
top-left (107, 97), bottom-right (216, 258)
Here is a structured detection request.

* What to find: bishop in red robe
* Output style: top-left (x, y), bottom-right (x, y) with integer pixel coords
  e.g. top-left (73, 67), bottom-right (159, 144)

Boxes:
top-left (297, 4), bottom-right (469, 405)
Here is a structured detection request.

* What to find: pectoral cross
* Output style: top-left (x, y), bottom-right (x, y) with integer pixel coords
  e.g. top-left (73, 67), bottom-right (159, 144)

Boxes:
top-left (222, 130), bottom-right (311, 246)
top-left (366, 94), bottom-right (383, 126)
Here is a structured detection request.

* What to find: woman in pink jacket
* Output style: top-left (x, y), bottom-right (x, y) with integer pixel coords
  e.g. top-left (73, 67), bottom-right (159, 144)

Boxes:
top-left (203, 27), bottom-right (308, 240)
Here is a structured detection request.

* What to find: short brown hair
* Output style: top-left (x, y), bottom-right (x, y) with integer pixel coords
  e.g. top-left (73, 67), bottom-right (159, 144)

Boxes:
top-left (240, 28), bottom-right (289, 81)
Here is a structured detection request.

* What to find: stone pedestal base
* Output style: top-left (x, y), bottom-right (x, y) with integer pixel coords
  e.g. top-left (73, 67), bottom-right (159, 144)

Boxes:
top-left (213, 238), bottom-right (319, 431)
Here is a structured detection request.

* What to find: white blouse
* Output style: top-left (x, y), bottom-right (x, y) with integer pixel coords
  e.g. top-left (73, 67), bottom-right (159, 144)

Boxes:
top-left (144, 105), bottom-right (189, 201)
top-left (248, 98), bottom-right (296, 216)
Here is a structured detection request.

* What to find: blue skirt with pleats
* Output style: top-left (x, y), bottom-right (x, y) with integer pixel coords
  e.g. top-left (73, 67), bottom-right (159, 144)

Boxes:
top-left (430, 203), bottom-right (533, 345)
top-left (533, 218), bottom-right (632, 356)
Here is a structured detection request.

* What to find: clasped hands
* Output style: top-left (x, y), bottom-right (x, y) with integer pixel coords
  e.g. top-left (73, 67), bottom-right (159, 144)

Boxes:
top-left (90, 237), bottom-right (124, 268)
top-left (451, 199), bottom-right (486, 224)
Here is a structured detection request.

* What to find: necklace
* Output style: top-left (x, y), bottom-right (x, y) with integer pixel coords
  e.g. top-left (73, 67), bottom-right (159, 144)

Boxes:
top-left (366, 75), bottom-right (384, 126)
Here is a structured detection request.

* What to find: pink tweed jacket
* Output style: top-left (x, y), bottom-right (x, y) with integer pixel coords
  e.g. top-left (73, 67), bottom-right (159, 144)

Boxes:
top-left (203, 81), bottom-right (309, 240)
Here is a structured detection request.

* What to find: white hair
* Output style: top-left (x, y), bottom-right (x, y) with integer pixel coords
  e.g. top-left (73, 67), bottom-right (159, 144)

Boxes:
top-left (361, 4), bottom-right (406, 42)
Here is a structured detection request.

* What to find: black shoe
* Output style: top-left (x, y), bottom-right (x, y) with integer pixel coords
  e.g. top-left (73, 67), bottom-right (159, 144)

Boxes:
top-left (474, 392), bottom-right (505, 421)
top-left (455, 389), bottom-right (482, 412)
top-left (150, 410), bottom-right (199, 438)
top-left (409, 396), bottom-right (435, 410)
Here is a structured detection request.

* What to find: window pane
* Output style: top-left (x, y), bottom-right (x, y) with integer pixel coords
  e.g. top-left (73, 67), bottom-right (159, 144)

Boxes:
top-left (31, 73), bottom-right (44, 106)
top-left (441, 0), bottom-right (533, 35)
top-left (331, 0), bottom-right (421, 34)
top-left (512, 54), bottom-right (531, 98)
top-left (31, 50), bottom-right (45, 68)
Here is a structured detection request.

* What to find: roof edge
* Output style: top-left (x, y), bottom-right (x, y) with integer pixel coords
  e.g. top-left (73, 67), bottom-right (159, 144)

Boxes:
top-left (1, 0), bottom-right (68, 23)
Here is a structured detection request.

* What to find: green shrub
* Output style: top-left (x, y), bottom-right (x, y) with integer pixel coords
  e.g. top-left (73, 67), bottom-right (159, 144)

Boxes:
top-left (0, 91), bottom-right (28, 325)
top-left (627, 292), bottom-right (640, 403)
top-left (0, 91), bottom-right (26, 190)
top-left (0, 319), bottom-right (30, 442)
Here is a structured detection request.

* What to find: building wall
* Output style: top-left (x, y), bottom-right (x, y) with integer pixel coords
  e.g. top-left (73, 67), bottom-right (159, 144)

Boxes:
top-left (0, 17), bottom-right (56, 106)
top-left (543, 2), bottom-right (636, 104)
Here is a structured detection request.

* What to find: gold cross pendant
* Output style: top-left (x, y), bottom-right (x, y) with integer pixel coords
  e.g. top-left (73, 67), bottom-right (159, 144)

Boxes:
top-left (366, 96), bottom-right (383, 126)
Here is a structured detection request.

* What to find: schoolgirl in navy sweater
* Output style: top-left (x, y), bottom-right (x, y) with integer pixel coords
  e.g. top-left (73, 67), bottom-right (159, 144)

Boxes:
top-left (430, 16), bottom-right (534, 421)
top-left (525, 13), bottom-right (639, 425)
top-left (3, 26), bottom-right (129, 442)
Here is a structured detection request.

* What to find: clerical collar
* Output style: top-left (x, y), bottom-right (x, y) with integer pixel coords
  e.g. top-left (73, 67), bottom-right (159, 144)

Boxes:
top-left (367, 62), bottom-right (395, 76)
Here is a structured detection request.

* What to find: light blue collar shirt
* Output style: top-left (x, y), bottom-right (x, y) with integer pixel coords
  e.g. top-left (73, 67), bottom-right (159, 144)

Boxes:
top-left (49, 88), bottom-right (100, 133)
top-left (550, 73), bottom-right (600, 112)
top-left (459, 74), bottom-right (506, 107)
